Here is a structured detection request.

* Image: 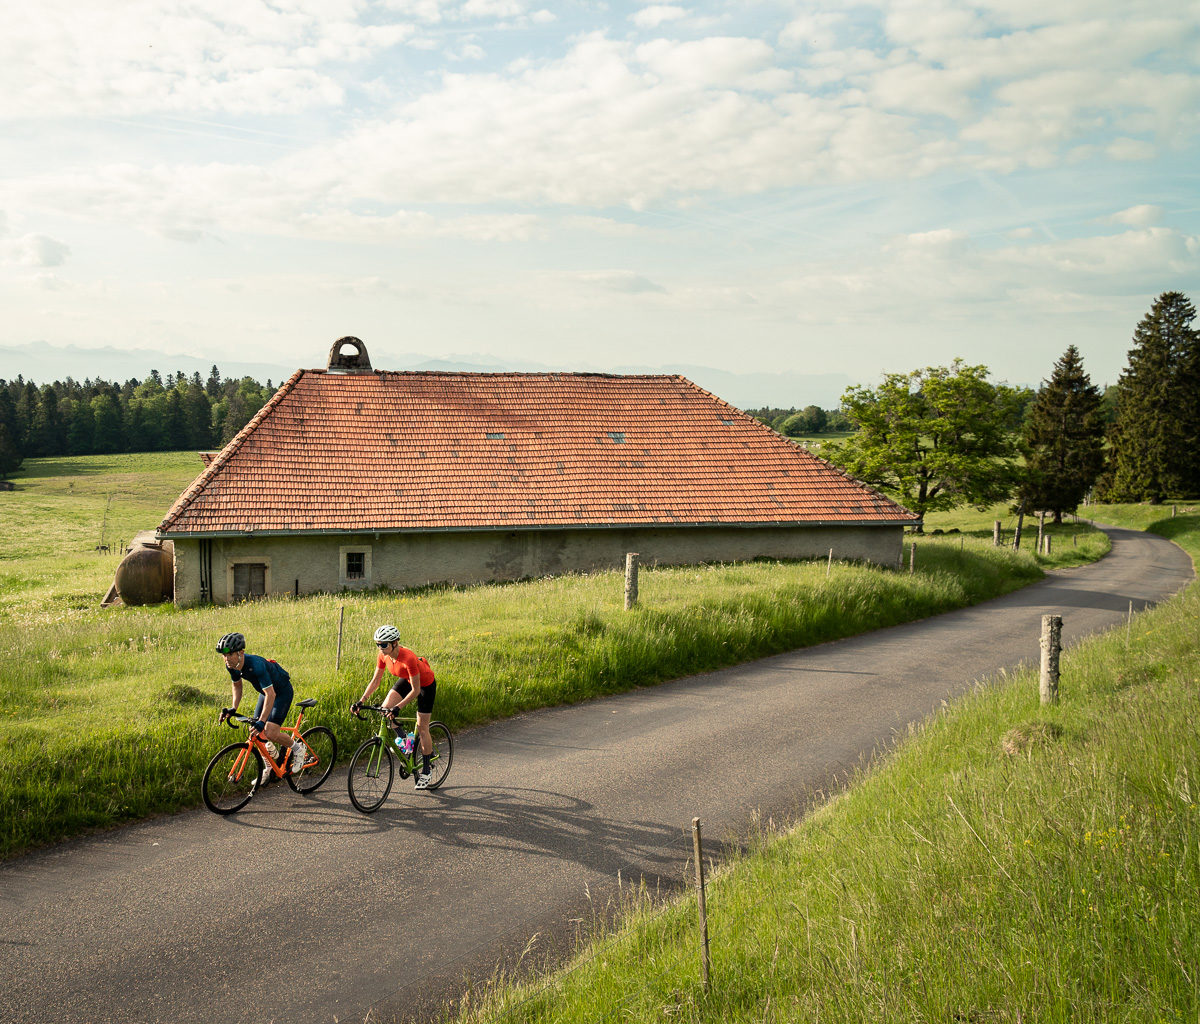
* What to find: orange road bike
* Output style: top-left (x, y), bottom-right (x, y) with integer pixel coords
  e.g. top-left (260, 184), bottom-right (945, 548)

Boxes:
top-left (347, 704), bottom-right (453, 813)
top-left (202, 698), bottom-right (337, 814)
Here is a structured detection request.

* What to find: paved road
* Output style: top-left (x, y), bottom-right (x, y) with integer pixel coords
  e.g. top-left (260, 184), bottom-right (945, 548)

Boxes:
top-left (1, 526), bottom-right (1192, 1024)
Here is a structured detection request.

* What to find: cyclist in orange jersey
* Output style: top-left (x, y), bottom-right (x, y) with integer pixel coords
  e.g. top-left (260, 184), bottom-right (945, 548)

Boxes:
top-left (351, 624), bottom-right (437, 789)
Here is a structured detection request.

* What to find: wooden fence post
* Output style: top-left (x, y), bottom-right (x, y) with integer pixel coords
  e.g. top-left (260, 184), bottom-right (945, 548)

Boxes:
top-left (1040, 614), bottom-right (1062, 705)
top-left (336, 605), bottom-right (345, 671)
top-left (993, 520), bottom-right (1001, 546)
top-left (827, 548), bottom-right (833, 575)
top-left (625, 552), bottom-right (640, 610)
top-left (693, 817), bottom-right (711, 993)
top-left (909, 540), bottom-right (916, 574)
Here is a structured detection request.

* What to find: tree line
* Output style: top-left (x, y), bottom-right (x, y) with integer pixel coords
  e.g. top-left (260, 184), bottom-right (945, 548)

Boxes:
top-left (745, 405), bottom-right (856, 436)
top-left (0, 367), bottom-right (276, 477)
top-left (820, 291), bottom-right (1199, 529)
top-left (2, 292), bottom-right (1196, 519)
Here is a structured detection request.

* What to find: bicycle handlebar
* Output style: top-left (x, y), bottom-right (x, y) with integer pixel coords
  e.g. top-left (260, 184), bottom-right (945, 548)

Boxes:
top-left (350, 703), bottom-right (400, 722)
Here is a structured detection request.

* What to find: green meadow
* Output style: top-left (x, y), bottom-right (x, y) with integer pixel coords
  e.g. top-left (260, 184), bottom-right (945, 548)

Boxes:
top-left (455, 505), bottom-right (1200, 1024)
top-left (1, 453), bottom-right (1107, 859)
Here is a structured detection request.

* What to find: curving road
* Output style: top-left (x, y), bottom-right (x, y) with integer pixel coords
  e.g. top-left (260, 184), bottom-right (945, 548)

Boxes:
top-left (1, 526), bottom-right (1192, 1024)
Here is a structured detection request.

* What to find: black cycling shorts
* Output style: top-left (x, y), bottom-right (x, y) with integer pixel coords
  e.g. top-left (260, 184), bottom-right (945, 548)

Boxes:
top-left (253, 684), bottom-right (293, 726)
top-left (390, 678), bottom-right (436, 715)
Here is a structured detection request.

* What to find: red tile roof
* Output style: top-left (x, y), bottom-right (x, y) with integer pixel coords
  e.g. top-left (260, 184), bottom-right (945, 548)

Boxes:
top-left (158, 371), bottom-right (916, 536)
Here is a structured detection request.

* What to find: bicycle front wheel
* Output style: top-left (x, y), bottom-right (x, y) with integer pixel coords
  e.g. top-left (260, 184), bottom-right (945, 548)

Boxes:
top-left (287, 726), bottom-right (337, 795)
top-left (421, 722), bottom-right (453, 790)
top-left (202, 742), bottom-right (263, 815)
top-left (348, 737), bottom-right (393, 813)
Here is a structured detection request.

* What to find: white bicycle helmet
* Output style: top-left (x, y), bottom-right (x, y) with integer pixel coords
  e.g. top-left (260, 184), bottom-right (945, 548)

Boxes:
top-left (373, 624), bottom-right (401, 645)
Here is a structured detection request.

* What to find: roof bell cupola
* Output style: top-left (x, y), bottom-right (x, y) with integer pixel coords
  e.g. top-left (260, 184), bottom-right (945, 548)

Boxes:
top-left (327, 336), bottom-right (373, 374)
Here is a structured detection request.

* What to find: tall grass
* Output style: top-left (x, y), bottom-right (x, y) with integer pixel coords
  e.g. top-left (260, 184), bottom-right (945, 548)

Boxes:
top-left (0, 456), bottom-right (1107, 859)
top-left (453, 513), bottom-right (1200, 1024)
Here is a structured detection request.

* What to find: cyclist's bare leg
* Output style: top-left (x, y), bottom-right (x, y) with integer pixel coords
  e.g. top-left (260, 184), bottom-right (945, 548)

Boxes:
top-left (416, 711), bottom-right (432, 755)
top-left (259, 720), bottom-right (293, 751)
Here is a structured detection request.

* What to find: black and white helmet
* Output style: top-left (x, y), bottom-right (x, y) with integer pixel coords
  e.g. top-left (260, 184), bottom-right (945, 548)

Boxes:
top-left (373, 624), bottom-right (400, 645)
top-left (215, 632), bottom-right (246, 654)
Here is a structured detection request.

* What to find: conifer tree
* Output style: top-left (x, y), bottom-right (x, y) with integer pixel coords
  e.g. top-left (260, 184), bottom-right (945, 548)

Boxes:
top-left (1103, 292), bottom-right (1200, 502)
top-left (0, 422), bottom-right (21, 479)
top-left (1018, 345), bottom-right (1105, 521)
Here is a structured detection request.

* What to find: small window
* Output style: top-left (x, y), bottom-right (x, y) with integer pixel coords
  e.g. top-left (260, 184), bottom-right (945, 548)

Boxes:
top-left (340, 545), bottom-right (372, 587)
top-left (233, 563), bottom-right (266, 598)
top-left (486, 431), bottom-right (505, 439)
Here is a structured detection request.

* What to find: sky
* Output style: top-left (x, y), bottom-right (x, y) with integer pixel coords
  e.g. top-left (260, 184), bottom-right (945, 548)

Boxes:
top-left (2, 0), bottom-right (1198, 403)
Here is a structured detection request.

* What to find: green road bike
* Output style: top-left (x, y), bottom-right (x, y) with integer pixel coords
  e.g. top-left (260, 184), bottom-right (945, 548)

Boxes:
top-left (347, 704), bottom-right (453, 813)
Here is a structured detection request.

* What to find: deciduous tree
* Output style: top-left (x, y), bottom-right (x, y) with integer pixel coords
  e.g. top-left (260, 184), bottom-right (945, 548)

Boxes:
top-left (829, 360), bottom-right (1022, 529)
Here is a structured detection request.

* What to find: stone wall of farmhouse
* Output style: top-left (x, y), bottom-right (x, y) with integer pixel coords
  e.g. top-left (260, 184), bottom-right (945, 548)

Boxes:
top-left (171, 525), bottom-right (904, 606)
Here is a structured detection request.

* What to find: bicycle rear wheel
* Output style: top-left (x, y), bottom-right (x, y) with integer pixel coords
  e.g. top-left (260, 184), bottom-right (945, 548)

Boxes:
top-left (420, 722), bottom-right (453, 790)
top-left (287, 726), bottom-right (337, 795)
top-left (202, 742), bottom-right (263, 815)
top-left (348, 737), bottom-right (393, 813)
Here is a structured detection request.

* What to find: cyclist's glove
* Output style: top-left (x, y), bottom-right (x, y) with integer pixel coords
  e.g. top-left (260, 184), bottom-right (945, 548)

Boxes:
top-left (350, 700), bottom-right (363, 714)
top-left (219, 707), bottom-right (234, 723)
top-left (250, 719), bottom-right (266, 732)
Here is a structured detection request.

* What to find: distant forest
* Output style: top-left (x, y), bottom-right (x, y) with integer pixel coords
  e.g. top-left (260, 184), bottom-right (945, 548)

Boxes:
top-left (0, 367), bottom-right (275, 471)
top-left (745, 405), bottom-right (855, 436)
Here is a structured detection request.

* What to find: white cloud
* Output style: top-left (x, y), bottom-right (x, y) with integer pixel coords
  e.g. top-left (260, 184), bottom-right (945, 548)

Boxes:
top-left (3, 1), bottom-right (413, 117)
top-left (3, 234), bottom-right (71, 268)
top-left (635, 37), bottom-right (781, 89)
top-left (631, 6), bottom-right (687, 30)
top-left (1108, 205), bottom-right (1162, 227)
top-left (570, 270), bottom-right (667, 294)
top-left (779, 13), bottom-right (844, 51)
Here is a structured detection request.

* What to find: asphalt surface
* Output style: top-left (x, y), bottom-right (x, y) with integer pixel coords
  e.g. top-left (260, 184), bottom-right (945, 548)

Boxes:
top-left (1, 525), bottom-right (1192, 1024)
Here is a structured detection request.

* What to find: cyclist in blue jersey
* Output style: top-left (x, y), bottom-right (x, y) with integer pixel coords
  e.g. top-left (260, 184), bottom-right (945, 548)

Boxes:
top-left (216, 632), bottom-right (307, 785)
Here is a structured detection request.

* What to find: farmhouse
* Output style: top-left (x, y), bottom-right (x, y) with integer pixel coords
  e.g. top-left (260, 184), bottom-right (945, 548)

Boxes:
top-left (157, 339), bottom-right (919, 606)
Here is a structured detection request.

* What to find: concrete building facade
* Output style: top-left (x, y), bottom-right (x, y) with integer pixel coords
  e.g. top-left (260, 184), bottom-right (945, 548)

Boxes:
top-left (158, 339), bottom-right (918, 605)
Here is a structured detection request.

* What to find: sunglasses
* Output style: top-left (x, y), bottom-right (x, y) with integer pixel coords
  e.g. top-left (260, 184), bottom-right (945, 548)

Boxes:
top-left (377, 641), bottom-right (392, 649)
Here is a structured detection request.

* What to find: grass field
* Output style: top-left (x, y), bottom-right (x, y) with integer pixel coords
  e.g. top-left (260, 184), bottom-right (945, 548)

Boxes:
top-left (456, 508), bottom-right (1200, 1024)
top-left (1, 455), bottom-right (1108, 859)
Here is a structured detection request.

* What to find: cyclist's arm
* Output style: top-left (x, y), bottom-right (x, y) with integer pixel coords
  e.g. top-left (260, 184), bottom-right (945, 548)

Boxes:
top-left (255, 685), bottom-right (276, 730)
top-left (229, 680), bottom-right (243, 712)
top-left (387, 667), bottom-right (421, 712)
top-left (358, 663), bottom-right (387, 706)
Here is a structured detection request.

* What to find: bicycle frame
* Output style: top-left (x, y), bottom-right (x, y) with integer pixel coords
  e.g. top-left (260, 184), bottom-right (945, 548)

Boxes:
top-left (364, 712), bottom-right (424, 777)
top-left (225, 704), bottom-right (311, 782)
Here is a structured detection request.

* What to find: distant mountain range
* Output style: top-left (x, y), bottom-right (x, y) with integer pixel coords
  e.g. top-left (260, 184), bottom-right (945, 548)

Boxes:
top-left (0, 340), bottom-right (854, 410)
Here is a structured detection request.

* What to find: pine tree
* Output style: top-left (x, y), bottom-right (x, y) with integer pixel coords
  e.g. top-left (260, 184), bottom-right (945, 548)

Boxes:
top-left (184, 380), bottom-right (213, 449)
top-left (31, 387), bottom-right (66, 456)
top-left (0, 388), bottom-right (21, 464)
top-left (164, 389), bottom-right (189, 450)
top-left (91, 394), bottom-right (125, 453)
top-left (68, 399), bottom-right (95, 455)
top-left (1103, 292), bottom-right (1200, 502)
top-left (0, 422), bottom-right (21, 479)
top-left (1018, 346), bottom-right (1105, 521)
